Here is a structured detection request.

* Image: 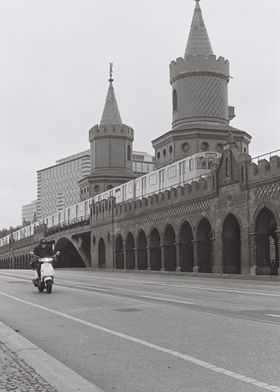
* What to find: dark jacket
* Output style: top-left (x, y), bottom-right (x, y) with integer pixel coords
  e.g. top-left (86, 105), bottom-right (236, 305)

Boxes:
top-left (33, 245), bottom-right (53, 258)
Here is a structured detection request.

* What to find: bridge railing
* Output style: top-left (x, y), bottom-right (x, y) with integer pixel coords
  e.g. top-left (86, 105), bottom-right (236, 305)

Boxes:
top-left (251, 149), bottom-right (280, 163)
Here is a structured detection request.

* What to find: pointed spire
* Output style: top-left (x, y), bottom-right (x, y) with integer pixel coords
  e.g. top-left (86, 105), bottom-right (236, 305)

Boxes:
top-left (184, 0), bottom-right (213, 58)
top-left (100, 63), bottom-right (122, 126)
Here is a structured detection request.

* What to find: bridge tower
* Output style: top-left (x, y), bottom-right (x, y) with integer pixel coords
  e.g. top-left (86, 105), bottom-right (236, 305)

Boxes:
top-left (152, 0), bottom-right (251, 168)
top-left (79, 64), bottom-right (136, 200)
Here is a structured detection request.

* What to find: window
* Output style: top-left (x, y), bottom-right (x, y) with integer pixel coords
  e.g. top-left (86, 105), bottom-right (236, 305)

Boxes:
top-left (225, 157), bottom-right (230, 176)
top-left (157, 152), bottom-right (160, 160)
top-left (149, 174), bottom-right (157, 186)
top-left (189, 159), bottom-right (194, 171)
top-left (168, 166), bottom-right (177, 179)
top-left (127, 145), bottom-right (131, 161)
top-left (173, 89), bottom-right (178, 112)
top-left (201, 142), bottom-right (209, 151)
top-left (181, 142), bottom-right (190, 153)
top-left (163, 148), bottom-right (166, 157)
top-left (169, 145), bottom-right (173, 155)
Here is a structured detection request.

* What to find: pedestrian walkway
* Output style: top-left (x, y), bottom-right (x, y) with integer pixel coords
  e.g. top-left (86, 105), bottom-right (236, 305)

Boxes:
top-left (0, 341), bottom-right (57, 392)
top-left (0, 322), bottom-right (103, 392)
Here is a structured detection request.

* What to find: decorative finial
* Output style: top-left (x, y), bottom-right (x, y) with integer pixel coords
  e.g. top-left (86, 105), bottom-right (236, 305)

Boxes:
top-left (195, 0), bottom-right (200, 2)
top-left (109, 62), bottom-right (113, 83)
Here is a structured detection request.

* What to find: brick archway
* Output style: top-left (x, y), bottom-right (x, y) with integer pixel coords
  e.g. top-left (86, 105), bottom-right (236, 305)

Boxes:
top-left (222, 214), bottom-right (241, 274)
top-left (197, 218), bottom-right (213, 273)
top-left (115, 234), bottom-right (124, 270)
top-left (255, 208), bottom-right (279, 275)
top-left (137, 230), bottom-right (148, 270)
top-left (163, 224), bottom-right (176, 271)
top-left (98, 237), bottom-right (106, 268)
top-left (179, 221), bottom-right (194, 272)
top-left (149, 228), bottom-right (161, 271)
top-left (125, 233), bottom-right (135, 270)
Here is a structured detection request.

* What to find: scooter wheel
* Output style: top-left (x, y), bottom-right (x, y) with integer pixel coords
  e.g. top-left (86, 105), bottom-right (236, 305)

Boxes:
top-left (46, 280), bottom-right (53, 294)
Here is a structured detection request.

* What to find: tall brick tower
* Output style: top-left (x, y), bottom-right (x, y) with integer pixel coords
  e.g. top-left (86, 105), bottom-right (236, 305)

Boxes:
top-left (79, 64), bottom-right (136, 201)
top-left (153, 0), bottom-right (251, 168)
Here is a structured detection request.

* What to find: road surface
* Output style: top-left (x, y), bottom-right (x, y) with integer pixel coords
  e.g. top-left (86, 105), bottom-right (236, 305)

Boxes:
top-left (0, 269), bottom-right (280, 392)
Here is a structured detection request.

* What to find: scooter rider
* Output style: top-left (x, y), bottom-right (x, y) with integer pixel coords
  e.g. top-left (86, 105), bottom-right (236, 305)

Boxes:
top-left (31, 237), bottom-right (53, 285)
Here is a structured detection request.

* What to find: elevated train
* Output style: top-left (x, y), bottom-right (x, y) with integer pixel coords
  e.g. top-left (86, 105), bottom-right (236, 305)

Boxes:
top-left (0, 151), bottom-right (220, 247)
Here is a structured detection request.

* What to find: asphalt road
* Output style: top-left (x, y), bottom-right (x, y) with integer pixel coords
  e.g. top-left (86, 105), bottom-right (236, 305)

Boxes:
top-left (0, 269), bottom-right (280, 392)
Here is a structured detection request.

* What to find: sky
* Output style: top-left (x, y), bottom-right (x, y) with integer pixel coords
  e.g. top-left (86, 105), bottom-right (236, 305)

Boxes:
top-left (0, 0), bottom-right (279, 229)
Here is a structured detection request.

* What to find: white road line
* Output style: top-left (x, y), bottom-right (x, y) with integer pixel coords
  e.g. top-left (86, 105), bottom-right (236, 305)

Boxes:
top-left (1, 291), bottom-right (279, 392)
top-left (142, 295), bottom-right (194, 305)
top-left (267, 314), bottom-right (280, 319)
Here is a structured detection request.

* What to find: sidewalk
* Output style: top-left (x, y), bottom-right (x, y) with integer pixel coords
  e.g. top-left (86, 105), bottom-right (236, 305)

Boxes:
top-left (0, 322), bottom-right (103, 392)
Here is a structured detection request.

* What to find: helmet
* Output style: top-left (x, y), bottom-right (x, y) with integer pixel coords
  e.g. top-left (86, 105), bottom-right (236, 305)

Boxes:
top-left (40, 237), bottom-right (48, 245)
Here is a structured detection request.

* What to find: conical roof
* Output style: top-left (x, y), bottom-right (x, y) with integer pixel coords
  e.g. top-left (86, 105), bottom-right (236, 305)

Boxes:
top-left (100, 79), bottom-right (122, 126)
top-left (184, 0), bottom-right (213, 58)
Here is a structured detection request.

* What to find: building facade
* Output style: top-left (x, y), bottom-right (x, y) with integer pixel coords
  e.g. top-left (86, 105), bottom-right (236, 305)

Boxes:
top-left (36, 150), bottom-right (91, 220)
top-left (22, 200), bottom-right (37, 225)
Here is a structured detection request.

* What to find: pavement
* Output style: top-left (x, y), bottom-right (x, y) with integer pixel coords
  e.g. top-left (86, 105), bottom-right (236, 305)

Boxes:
top-left (0, 321), bottom-right (103, 392)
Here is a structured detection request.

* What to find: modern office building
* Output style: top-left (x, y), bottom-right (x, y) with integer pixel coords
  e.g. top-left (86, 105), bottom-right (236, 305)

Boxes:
top-left (37, 149), bottom-right (154, 219)
top-left (22, 200), bottom-right (37, 225)
top-left (36, 150), bottom-right (91, 220)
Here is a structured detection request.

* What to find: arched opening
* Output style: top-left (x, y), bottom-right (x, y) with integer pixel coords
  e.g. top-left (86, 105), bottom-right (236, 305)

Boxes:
top-left (255, 208), bottom-right (278, 275)
top-left (149, 228), bottom-right (161, 271)
top-left (163, 225), bottom-right (176, 271)
top-left (222, 214), bottom-right (241, 274)
top-left (125, 233), bottom-right (135, 270)
top-left (127, 145), bottom-right (131, 161)
top-left (54, 238), bottom-right (87, 268)
top-left (197, 218), bottom-right (213, 273)
top-left (173, 89), bottom-right (178, 112)
top-left (137, 230), bottom-right (148, 270)
top-left (115, 234), bottom-right (124, 269)
top-left (98, 238), bottom-right (106, 268)
top-left (179, 222), bottom-right (194, 272)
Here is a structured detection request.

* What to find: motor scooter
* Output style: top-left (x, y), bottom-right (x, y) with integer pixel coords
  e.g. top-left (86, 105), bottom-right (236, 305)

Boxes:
top-left (29, 251), bottom-right (60, 294)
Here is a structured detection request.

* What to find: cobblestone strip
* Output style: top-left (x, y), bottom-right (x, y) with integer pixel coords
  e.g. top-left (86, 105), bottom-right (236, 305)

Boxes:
top-left (0, 342), bottom-right (57, 392)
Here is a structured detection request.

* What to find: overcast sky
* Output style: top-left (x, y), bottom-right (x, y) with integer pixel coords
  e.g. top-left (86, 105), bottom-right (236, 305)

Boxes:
top-left (0, 0), bottom-right (279, 229)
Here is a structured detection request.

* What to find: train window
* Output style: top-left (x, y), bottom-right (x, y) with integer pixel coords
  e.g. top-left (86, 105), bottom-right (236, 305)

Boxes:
top-left (179, 161), bottom-right (186, 175)
top-left (189, 159), bottom-right (194, 171)
top-left (168, 166), bottom-right (176, 179)
top-left (208, 159), bottom-right (215, 169)
top-left (129, 183), bottom-right (132, 193)
top-left (149, 174), bottom-right (157, 186)
top-left (109, 190), bottom-right (113, 197)
top-left (196, 157), bottom-right (207, 169)
top-left (142, 177), bottom-right (147, 189)
top-left (115, 188), bottom-right (121, 196)
top-left (136, 181), bottom-right (140, 191)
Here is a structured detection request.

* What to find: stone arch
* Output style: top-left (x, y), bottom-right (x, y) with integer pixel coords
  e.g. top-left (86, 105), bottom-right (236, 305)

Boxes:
top-left (149, 227), bottom-right (161, 271)
top-left (163, 224), bottom-right (176, 271)
top-left (197, 217), bottom-right (213, 273)
top-left (222, 214), bottom-right (241, 274)
top-left (115, 234), bottom-right (124, 270)
top-left (125, 232), bottom-right (135, 270)
top-left (179, 221), bottom-right (194, 272)
top-left (54, 237), bottom-right (87, 268)
top-left (98, 237), bottom-right (106, 268)
top-left (137, 230), bottom-right (148, 270)
top-left (255, 207), bottom-right (278, 275)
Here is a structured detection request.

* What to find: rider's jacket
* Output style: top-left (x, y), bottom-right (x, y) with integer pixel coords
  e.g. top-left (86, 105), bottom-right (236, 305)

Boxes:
top-left (33, 245), bottom-right (53, 258)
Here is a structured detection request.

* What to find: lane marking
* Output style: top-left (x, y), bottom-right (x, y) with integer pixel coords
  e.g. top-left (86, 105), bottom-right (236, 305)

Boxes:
top-left (267, 314), bottom-right (280, 319)
top-left (142, 295), bottom-right (194, 305)
top-left (0, 291), bottom-right (279, 392)
top-left (1, 272), bottom-right (280, 297)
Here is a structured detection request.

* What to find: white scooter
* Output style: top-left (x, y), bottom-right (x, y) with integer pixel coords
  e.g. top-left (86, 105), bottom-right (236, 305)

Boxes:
top-left (30, 251), bottom-right (60, 294)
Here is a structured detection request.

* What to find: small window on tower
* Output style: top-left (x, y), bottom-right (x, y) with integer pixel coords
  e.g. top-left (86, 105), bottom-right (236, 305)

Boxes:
top-left (127, 145), bottom-right (131, 161)
top-left (173, 89), bottom-right (178, 112)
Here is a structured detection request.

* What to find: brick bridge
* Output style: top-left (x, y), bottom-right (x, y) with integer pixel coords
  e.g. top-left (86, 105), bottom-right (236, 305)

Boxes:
top-left (1, 145), bottom-right (280, 276)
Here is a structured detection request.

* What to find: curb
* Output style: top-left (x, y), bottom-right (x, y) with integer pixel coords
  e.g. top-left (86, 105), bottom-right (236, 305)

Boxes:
top-left (0, 321), bottom-right (103, 392)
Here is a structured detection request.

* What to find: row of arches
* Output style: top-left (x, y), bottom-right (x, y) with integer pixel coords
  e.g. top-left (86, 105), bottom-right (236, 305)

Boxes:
top-left (97, 208), bottom-right (279, 275)
top-left (0, 253), bottom-right (31, 269)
